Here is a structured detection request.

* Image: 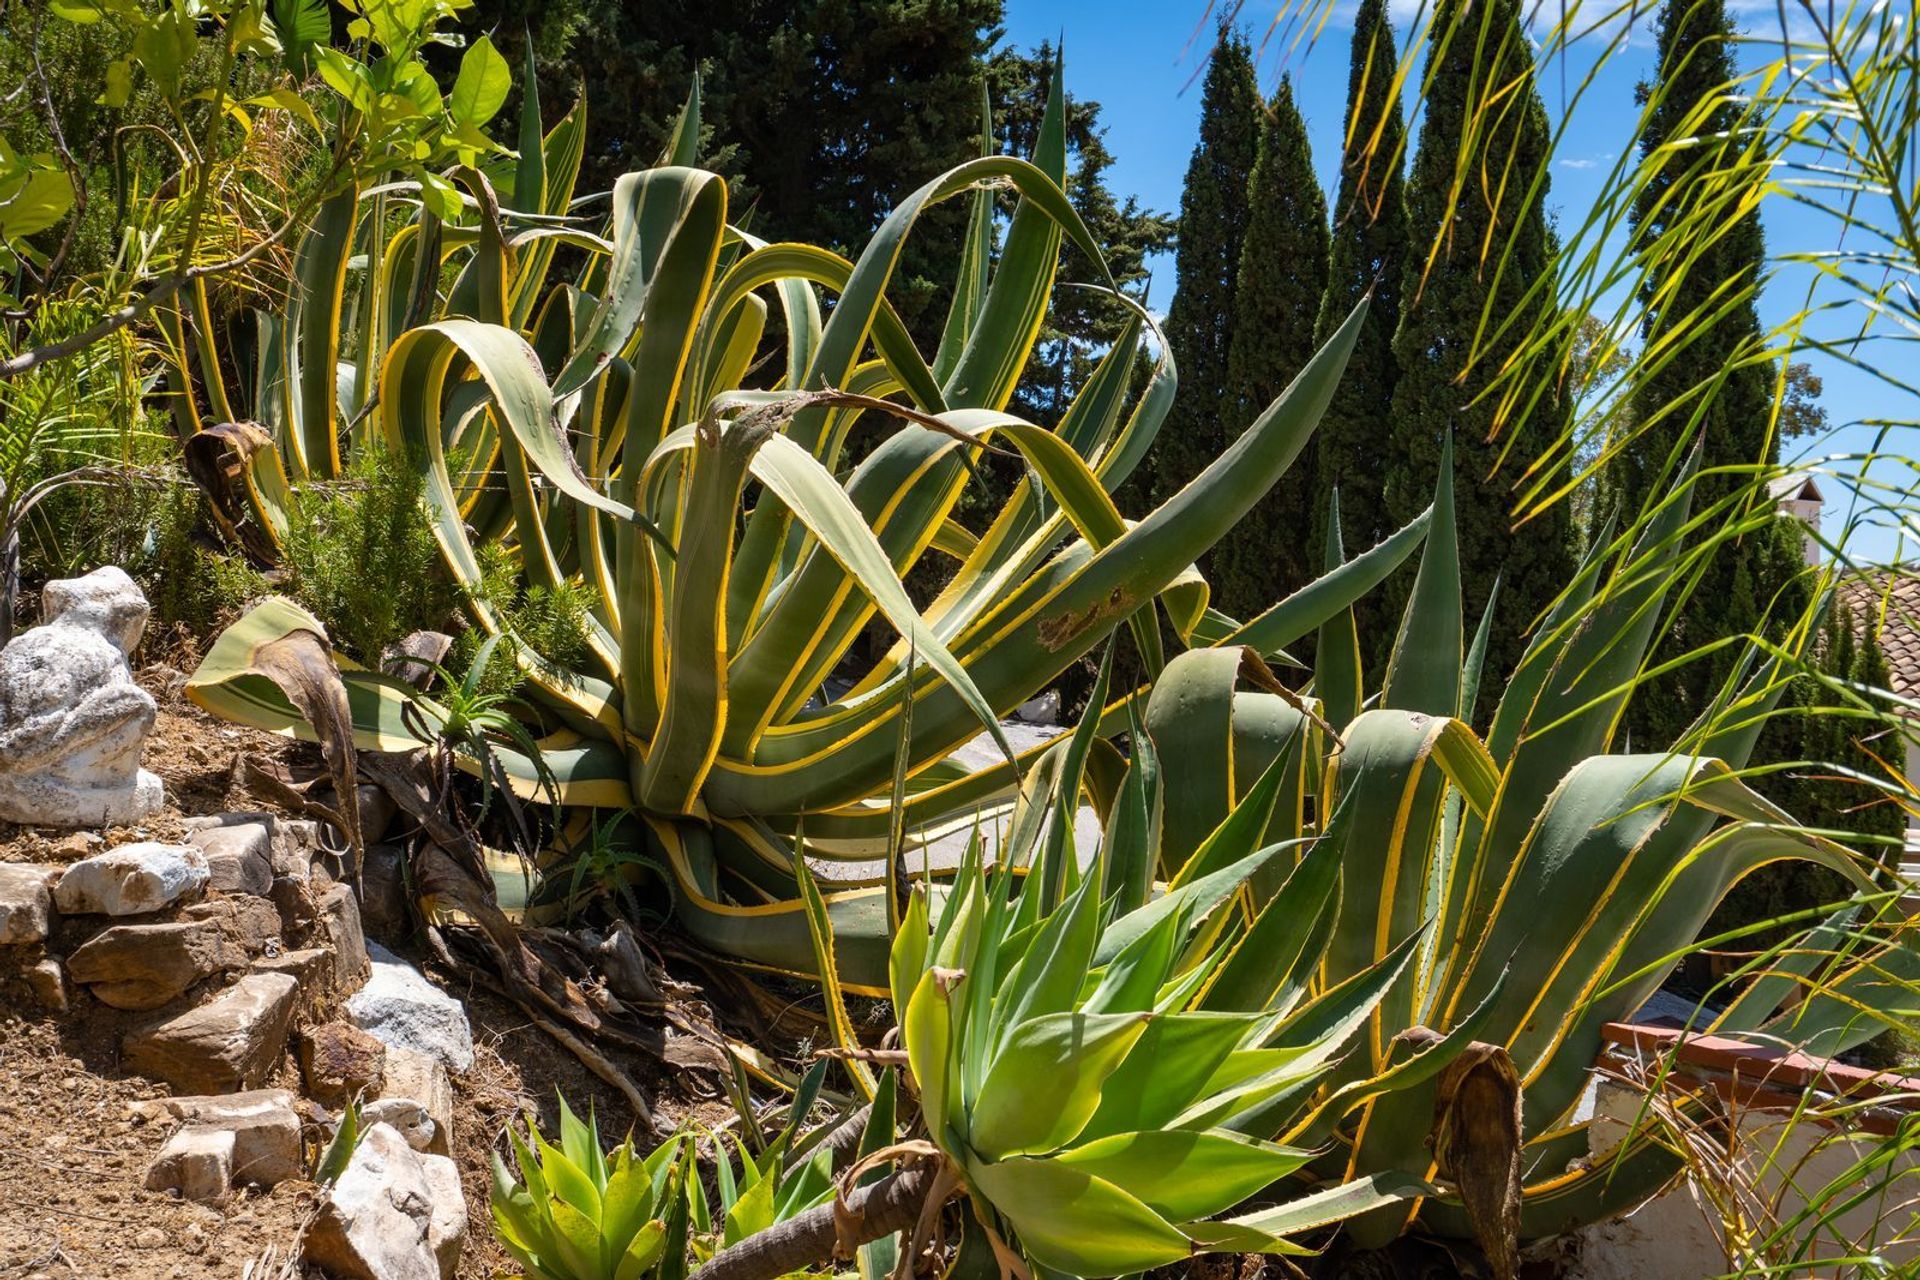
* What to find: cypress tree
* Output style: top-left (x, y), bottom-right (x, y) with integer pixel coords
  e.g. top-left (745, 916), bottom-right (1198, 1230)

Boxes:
top-left (1382, 0), bottom-right (1574, 701)
top-left (1615, 0), bottom-right (1808, 747)
top-left (1144, 31), bottom-right (1261, 516)
top-left (1310, 0), bottom-right (1410, 649)
top-left (1212, 78), bottom-right (1330, 621)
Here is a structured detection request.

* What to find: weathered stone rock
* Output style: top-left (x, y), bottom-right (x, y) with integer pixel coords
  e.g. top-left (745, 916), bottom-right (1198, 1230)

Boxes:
top-left (252, 946), bottom-right (332, 1018)
top-left (123, 971), bottom-right (299, 1093)
top-left (360, 1099), bottom-right (435, 1152)
top-left (274, 819), bottom-right (326, 877)
top-left (54, 843), bottom-right (207, 916)
top-left (134, 1090), bottom-right (302, 1187)
top-left (145, 1126), bottom-right (234, 1202)
top-left (377, 1046), bottom-right (454, 1158)
top-left (268, 875), bottom-right (311, 935)
top-left (220, 1105), bottom-right (304, 1185)
top-left (0, 863), bottom-right (53, 944)
top-left (130, 1087), bottom-right (297, 1125)
top-left (346, 945), bottom-right (471, 1073)
top-left (317, 883), bottom-right (371, 989)
top-left (357, 844), bottom-right (411, 942)
top-left (67, 919), bottom-right (241, 1010)
top-left (185, 820), bottom-right (273, 897)
top-left (302, 1122), bottom-right (465, 1280)
top-left (24, 956), bottom-right (66, 1012)
top-left (182, 894), bottom-right (283, 957)
top-left (298, 1022), bottom-right (387, 1107)
top-left (420, 1149), bottom-right (466, 1277)
top-left (0, 566), bottom-right (164, 827)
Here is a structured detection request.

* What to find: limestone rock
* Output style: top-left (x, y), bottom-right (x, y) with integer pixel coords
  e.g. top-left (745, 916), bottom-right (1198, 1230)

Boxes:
top-left (185, 820), bottom-right (273, 897)
top-left (219, 1103), bottom-right (304, 1185)
top-left (377, 1046), bottom-right (454, 1158)
top-left (420, 1148), bottom-right (466, 1277)
top-left (54, 843), bottom-right (208, 916)
top-left (145, 1126), bottom-right (235, 1203)
top-left (298, 1022), bottom-right (387, 1107)
top-left (303, 1122), bottom-right (465, 1280)
top-left (0, 862), bottom-right (53, 944)
top-left (345, 945), bottom-right (468, 1072)
top-left (253, 946), bottom-right (332, 1018)
top-left (67, 919), bottom-right (241, 1009)
top-left (137, 1091), bottom-right (301, 1189)
top-left (274, 819), bottom-right (327, 878)
top-left (24, 956), bottom-right (66, 1012)
top-left (182, 894), bottom-right (283, 957)
top-left (0, 566), bottom-right (164, 827)
top-left (360, 1099), bottom-right (435, 1152)
top-left (317, 883), bottom-right (370, 989)
top-left (123, 971), bottom-right (299, 1093)
top-left (130, 1087), bottom-right (297, 1125)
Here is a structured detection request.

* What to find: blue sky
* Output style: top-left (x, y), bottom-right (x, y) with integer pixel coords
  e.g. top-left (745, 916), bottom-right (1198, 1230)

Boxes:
top-left (999, 0), bottom-right (1913, 563)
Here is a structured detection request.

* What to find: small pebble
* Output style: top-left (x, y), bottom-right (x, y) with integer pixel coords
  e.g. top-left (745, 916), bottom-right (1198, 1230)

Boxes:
top-left (134, 1226), bottom-right (167, 1249)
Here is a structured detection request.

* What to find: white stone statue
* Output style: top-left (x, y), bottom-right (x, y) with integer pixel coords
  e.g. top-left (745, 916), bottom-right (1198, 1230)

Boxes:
top-left (0, 566), bottom-right (164, 827)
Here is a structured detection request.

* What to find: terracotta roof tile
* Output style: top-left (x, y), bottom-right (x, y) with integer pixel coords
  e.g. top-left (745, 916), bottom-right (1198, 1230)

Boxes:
top-left (1835, 567), bottom-right (1920, 700)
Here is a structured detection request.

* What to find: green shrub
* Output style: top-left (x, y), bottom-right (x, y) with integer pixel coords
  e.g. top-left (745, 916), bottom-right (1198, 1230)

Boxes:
top-left (454, 543), bottom-right (594, 695)
top-left (278, 442), bottom-right (460, 668)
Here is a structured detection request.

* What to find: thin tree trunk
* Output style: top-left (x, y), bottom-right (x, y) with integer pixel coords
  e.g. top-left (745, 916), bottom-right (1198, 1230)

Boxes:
top-left (688, 1165), bottom-right (941, 1280)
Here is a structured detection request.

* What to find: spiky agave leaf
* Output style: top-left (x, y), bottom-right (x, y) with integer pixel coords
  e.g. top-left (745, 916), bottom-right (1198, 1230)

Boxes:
top-left (188, 62), bottom-right (1441, 990)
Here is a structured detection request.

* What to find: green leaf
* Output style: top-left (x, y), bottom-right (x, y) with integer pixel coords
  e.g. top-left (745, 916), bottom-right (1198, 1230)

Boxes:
top-left (450, 34), bottom-right (512, 127)
top-left (271, 0), bottom-right (328, 74)
top-left (99, 59), bottom-right (132, 108)
top-left (968, 1011), bottom-right (1149, 1159)
top-left (965, 1157), bottom-right (1191, 1275)
top-left (0, 164), bottom-right (72, 240)
top-left (1053, 1129), bottom-right (1313, 1222)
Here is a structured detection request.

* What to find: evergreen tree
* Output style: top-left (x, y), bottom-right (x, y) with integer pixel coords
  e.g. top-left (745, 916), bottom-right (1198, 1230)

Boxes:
top-left (1211, 78), bottom-right (1330, 621)
top-left (464, 0), bottom-right (1003, 338)
top-left (1715, 599), bottom-right (1907, 941)
top-left (989, 45), bottom-right (1176, 428)
top-left (1143, 31), bottom-right (1261, 516)
top-left (1382, 0), bottom-right (1574, 702)
top-left (1309, 0), bottom-right (1410, 642)
top-left (1615, 0), bottom-right (1809, 747)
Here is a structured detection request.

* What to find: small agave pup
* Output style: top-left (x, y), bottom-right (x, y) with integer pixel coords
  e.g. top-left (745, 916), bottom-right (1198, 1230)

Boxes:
top-left (491, 1097), bottom-right (681, 1280)
top-left (187, 64), bottom-right (1438, 986)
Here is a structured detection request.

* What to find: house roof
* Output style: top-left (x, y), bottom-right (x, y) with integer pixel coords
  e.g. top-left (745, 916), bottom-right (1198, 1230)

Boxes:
top-left (1769, 472), bottom-right (1825, 504)
top-left (1835, 568), bottom-right (1920, 700)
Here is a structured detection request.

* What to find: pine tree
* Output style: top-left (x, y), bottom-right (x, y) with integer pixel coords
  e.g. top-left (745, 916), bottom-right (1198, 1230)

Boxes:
top-left (1143, 31), bottom-right (1262, 516)
top-left (989, 44), bottom-right (1176, 429)
top-left (464, 0), bottom-right (1003, 340)
top-left (1209, 78), bottom-right (1330, 621)
top-left (1310, 0), bottom-right (1410, 645)
top-left (1382, 0), bottom-right (1574, 701)
top-left (1615, 0), bottom-right (1810, 747)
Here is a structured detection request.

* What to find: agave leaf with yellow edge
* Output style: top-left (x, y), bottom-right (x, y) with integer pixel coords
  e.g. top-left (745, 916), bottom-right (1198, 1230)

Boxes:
top-left (189, 62), bottom-right (1441, 994)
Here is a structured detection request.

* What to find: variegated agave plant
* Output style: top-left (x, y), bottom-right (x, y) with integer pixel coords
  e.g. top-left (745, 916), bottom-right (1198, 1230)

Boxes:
top-left (1279, 451), bottom-right (1920, 1248)
top-left (186, 65), bottom-right (1433, 986)
top-left (160, 50), bottom-right (597, 563)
